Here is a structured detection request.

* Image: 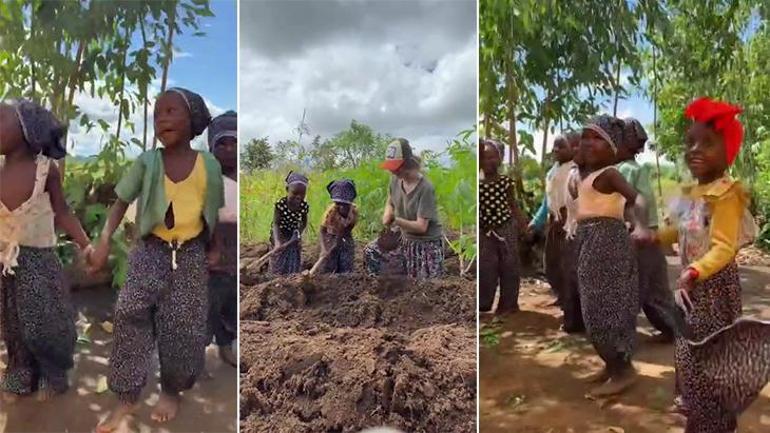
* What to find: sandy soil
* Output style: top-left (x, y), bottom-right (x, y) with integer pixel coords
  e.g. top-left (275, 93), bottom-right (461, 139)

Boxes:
top-left (0, 287), bottom-right (237, 433)
top-left (480, 257), bottom-right (770, 433)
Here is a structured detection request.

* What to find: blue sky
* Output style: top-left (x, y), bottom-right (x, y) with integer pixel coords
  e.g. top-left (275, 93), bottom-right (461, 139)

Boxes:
top-left (70, 0), bottom-right (236, 156)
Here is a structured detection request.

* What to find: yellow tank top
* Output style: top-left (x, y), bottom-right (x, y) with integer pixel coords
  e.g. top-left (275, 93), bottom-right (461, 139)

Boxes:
top-left (152, 153), bottom-right (207, 243)
top-left (576, 166), bottom-right (626, 221)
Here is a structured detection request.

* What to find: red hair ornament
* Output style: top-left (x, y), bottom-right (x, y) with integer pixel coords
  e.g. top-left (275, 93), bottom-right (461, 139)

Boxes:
top-left (684, 97), bottom-right (744, 166)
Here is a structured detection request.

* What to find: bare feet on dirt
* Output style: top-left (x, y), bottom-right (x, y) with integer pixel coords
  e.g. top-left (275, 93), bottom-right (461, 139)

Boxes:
top-left (35, 386), bottom-right (56, 402)
top-left (151, 392), bottom-right (180, 423)
top-left (589, 369), bottom-right (637, 397)
top-left (2, 391), bottom-right (19, 404)
top-left (584, 367), bottom-right (611, 384)
top-left (96, 401), bottom-right (139, 433)
top-left (219, 345), bottom-right (237, 367)
top-left (649, 333), bottom-right (674, 344)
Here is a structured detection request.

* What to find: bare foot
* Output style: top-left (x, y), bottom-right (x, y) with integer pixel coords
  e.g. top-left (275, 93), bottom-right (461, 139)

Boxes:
top-left (589, 369), bottom-right (637, 397)
top-left (3, 391), bottom-right (19, 404)
top-left (96, 401), bottom-right (139, 433)
top-left (151, 392), bottom-right (180, 423)
top-left (584, 367), bottom-right (611, 384)
top-left (219, 345), bottom-right (237, 367)
top-left (36, 386), bottom-right (56, 402)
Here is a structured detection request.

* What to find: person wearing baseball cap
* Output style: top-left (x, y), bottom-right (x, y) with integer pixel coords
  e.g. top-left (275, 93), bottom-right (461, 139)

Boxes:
top-left (364, 138), bottom-right (445, 279)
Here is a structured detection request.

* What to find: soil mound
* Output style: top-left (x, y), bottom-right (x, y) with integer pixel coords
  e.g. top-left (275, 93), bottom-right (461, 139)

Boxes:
top-left (239, 272), bottom-right (476, 433)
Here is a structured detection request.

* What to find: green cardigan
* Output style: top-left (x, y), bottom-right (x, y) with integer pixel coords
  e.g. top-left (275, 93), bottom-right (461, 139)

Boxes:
top-left (115, 149), bottom-right (224, 239)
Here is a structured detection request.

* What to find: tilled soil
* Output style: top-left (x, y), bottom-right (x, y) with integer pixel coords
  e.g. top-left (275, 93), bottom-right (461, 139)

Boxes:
top-left (239, 272), bottom-right (476, 433)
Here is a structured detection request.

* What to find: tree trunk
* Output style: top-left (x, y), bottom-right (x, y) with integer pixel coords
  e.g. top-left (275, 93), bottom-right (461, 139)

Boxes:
top-left (652, 44), bottom-right (663, 203)
top-left (505, 62), bottom-right (524, 197)
top-left (59, 39), bottom-right (86, 180)
top-left (153, 1), bottom-right (177, 149)
top-left (140, 17), bottom-right (149, 151)
top-left (613, 56), bottom-right (622, 116)
top-left (115, 20), bottom-right (131, 140)
top-left (539, 95), bottom-right (551, 193)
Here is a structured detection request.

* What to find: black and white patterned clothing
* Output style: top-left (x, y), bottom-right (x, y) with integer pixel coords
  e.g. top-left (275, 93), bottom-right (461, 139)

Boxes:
top-left (273, 197), bottom-right (309, 238)
top-left (480, 175), bottom-right (514, 230)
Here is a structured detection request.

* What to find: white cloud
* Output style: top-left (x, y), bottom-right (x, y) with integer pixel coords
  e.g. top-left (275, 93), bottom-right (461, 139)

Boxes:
top-left (238, 0), bottom-right (477, 155)
top-left (67, 83), bottom-right (224, 157)
top-left (173, 50), bottom-right (193, 59)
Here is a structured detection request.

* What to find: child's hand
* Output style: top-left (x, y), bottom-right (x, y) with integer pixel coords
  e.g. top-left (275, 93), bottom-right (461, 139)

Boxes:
top-left (631, 227), bottom-right (654, 245)
top-left (207, 247), bottom-right (221, 268)
top-left (89, 238), bottom-right (110, 273)
top-left (677, 267), bottom-right (698, 292)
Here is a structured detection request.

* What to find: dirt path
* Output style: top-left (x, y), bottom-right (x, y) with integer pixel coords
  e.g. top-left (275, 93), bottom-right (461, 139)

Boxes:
top-left (0, 287), bottom-right (237, 433)
top-left (480, 258), bottom-right (770, 433)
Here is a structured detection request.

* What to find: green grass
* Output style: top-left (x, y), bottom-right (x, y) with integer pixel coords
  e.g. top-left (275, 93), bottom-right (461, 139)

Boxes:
top-left (240, 150), bottom-right (477, 246)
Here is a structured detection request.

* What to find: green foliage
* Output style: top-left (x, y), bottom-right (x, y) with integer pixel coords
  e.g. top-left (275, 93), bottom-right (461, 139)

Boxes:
top-left (241, 126), bottom-right (477, 275)
top-left (241, 137), bottom-right (274, 172)
top-left (1, 1), bottom-right (214, 287)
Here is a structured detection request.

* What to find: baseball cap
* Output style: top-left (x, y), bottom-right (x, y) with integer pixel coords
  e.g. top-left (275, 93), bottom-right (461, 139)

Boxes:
top-left (380, 138), bottom-right (414, 171)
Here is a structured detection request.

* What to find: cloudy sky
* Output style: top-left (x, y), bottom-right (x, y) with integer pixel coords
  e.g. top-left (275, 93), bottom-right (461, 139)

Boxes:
top-left (68, 0), bottom-right (236, 156)
top-left (239, 0), bottom-right (477, 154)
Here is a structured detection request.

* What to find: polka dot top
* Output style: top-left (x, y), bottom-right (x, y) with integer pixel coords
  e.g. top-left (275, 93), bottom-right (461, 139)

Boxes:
top-left (273, 197), bottom-right (309, 236)
top-left (480, 175), bottom-right (514, 229)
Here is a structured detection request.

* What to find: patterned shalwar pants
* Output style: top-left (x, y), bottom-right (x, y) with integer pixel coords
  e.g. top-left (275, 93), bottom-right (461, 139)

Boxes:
top-left (675, 263), bottom-right (742, 432)
top-left (544, 216), bottom-right (567, 303)
top-left (577, 218), bottom-right (638, 374)
top-left (0, 247), bottom-right (76, 395)
top-left (479, 219), bottom-right (520, 313)
top-left (108, 236), bottom-right (208, 403)
top-left (208, 272), bottom-right (236, 347)
top-left (321, 233), bottom-right (355, 274)
top-left (636, 243), bottom-right (676, 337)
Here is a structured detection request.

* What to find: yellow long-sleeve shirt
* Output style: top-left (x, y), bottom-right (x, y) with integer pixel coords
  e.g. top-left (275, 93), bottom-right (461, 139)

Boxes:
top-left (658, 177), bottom-right (749, 281)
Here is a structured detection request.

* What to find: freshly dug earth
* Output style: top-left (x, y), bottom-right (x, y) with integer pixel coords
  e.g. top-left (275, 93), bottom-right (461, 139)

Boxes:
top-left (240, 273), bottom-right (476, 433)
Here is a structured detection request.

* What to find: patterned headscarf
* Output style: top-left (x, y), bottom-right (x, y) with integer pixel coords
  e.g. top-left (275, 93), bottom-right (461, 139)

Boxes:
top-left (684, 97), bottom-right (743, 166)
top-left (208, 110), bottom-right (237, 150)
top-left (13, 100), bottom-right (66, 159)
top-left (164, 87), bottom-right (212, 138)
top-left (622, 117), bottom-right (648, 150)
top-left (285, 171), bottom-right (308, 187)
top-left (481, 138), bottom-right (505, 159)
top-left (584, 114), bottom-right (624, 154)
top-left (327, 179), bottom-right (357, 204)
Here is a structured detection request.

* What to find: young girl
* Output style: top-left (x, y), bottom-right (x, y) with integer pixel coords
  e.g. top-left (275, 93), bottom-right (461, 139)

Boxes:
top-left (617, 118), bottom-right (677, 342)
top-left (269, 172), bottom-right (309, 275)
top-left (655, 97), bottom-right (756, 423)
top-left (560, 132), bottom-right (585, 333)
top-left (530, 134), bottom-right (577, 307)
top-left (91, 87), bottom-right (223, 431)
top-left (207, 111), bottom-right (238, 367)
top-left (576, 115), bottom-right (652, 397)
top-left (315, 179), bottom-right (358, 274)
top-left (479, 139), bottom-right (529, 314)
top-left (0, 100), bottom-right (88, 402)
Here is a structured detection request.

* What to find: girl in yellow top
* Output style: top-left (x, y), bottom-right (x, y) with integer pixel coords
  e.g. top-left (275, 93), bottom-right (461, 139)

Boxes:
top-left (657, 98), bottom-right (757, 423)
top-left (90, 87), bottom-right (224, 432)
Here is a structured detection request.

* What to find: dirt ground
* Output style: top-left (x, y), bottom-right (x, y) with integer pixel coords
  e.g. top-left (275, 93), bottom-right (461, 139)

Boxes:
top-left (239, 243), bottom-right (477, 433)
top-left (480, 257), bottom-right (770, 433)
top-left (0, 287), bottom-right (237, 433)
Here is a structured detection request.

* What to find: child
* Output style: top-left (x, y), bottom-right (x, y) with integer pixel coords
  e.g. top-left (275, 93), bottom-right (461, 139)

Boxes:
top-left (0, 100), bottom-right (88, 402)
top-left (560, 132), bottom-right (585, 333)
top-left (617, 118), bottom-right (677, 342)
top-left (91, 87), bottom-right (223, 431)
top-left (315, 179), bottom-right (358, 274)
top-left (207, 111), bottom-right (237, 367)
top-left (576, 115), bottom-right (652, 397)
top-left (269, 171), bottom-right (309, 275)
top-left (479, 139), bottom-right (529, 314)
top-left (655, 97), bottom-right (757, 420)
top-left (667, 308), bottom-right (770, 433)
top-left (530, 134), bottom-right (577, 307)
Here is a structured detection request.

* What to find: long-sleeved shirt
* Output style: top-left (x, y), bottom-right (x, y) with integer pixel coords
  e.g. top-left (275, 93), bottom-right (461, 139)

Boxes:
top-left (658, 177), bottom-right (755, 281)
